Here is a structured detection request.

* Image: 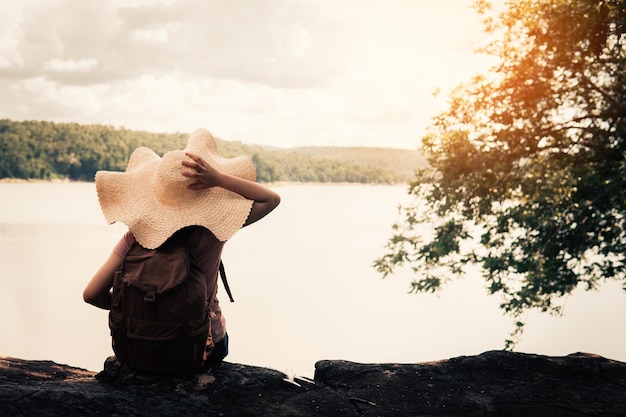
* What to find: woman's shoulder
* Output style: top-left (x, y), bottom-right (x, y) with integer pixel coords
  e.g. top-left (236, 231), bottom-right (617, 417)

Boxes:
top-left (112, 229), bottom-right (135, 257)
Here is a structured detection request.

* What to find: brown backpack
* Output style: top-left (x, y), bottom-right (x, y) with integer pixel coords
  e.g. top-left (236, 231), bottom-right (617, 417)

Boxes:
top-left (109, 228), bottom-right (212, 374)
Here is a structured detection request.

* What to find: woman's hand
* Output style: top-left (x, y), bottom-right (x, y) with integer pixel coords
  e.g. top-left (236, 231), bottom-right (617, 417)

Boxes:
top-left (181, 152), bottom-right (280, 226)
top-left (181, 152), bottom-right (223, 190)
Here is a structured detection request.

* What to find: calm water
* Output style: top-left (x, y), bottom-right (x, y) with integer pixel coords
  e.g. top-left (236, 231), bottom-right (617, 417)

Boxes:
top-left (1, 182), bottom-right (625, 377)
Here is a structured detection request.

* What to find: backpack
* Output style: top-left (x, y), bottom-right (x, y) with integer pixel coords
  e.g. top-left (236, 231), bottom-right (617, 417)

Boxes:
top-left (109, 228), bottom-right (232, 374)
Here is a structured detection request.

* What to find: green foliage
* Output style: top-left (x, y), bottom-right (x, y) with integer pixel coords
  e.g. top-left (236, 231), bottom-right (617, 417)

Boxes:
top-left (290, 146), bottom-right (425, 182)
top-left (0, 119), bottom-right (187, 180)
top-left (376, 0), bottom-right (626, 347)
top-left (0, 119), bottom-right (420, 183)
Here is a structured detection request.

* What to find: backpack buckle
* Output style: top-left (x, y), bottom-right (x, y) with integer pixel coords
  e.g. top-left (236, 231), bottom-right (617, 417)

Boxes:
top-left (144, 285), bottom-right (157, 303)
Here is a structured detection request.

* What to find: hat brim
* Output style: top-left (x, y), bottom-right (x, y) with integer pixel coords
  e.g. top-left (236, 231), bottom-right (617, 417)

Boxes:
top-left (95, 129), bottom-right (255, 249)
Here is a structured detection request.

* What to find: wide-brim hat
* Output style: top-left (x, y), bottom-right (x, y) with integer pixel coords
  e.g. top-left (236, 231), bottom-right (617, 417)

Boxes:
top-left (95, 128), bottom-right (255, 249)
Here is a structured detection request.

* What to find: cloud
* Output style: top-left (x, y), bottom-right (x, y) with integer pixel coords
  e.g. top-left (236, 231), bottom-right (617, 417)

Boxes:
top-left (1, 0), bottom-right (356, 88)
top-left (43, 58), bottom-right (99, 72)
top-left (0, 0), bottom-right (497, 148)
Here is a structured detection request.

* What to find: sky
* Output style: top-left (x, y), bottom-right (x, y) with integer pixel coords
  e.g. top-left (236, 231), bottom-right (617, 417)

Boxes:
top-left (0, 0), bottom-right (499, 149)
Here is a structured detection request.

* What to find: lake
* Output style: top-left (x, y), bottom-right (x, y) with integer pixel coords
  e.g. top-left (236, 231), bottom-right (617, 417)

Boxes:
top-left (1, 182), bottom-right (625, 377)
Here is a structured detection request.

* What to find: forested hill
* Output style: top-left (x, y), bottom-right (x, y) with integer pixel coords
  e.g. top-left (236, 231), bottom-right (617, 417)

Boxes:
top-left (0, 119), bottom-right (425, 184)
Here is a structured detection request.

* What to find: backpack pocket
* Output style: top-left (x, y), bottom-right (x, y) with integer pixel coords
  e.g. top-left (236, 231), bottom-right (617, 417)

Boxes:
top-left (124, 318), bottom-right (210, 374)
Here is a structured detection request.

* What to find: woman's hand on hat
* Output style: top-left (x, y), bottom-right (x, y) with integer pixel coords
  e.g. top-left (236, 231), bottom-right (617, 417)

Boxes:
top-left (182, 151), bottom-right (280, 225)
top-left (181, 152), bottom-right (222, 190)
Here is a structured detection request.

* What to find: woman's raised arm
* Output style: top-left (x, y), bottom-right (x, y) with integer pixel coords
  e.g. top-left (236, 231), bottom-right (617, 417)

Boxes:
top-left (182, 152), bottom-right (281, 226)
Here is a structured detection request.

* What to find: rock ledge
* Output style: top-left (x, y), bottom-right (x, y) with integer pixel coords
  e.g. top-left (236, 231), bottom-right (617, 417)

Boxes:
top-left (2, 350), bottom-right (626, 416)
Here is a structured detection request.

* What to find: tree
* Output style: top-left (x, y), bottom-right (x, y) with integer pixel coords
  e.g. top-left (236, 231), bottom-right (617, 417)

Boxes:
top-left (375, 0), bottom-right (626, 347)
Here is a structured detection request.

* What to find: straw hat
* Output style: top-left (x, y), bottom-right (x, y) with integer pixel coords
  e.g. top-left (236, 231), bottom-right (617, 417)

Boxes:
top-left (95, 128), bottom-right (255, 249)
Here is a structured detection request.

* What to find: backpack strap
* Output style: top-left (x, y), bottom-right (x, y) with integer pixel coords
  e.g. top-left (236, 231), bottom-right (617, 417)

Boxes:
top-left (219, 260), bottom-right (235, 303)
top-left (173, 228), bottom-right (235, 303)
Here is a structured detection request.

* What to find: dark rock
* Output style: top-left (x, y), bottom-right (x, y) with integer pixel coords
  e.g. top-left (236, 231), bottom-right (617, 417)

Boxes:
top-left (1, 350), bottom-right (625, 416)
top-left (315, 351), bottom-right (626, 416)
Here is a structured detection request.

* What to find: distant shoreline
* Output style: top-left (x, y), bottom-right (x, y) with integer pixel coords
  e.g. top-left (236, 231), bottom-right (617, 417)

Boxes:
top-left (0, 178), bottom-right (74, 183)
top-left (0, 178), bottom-right (409, 187)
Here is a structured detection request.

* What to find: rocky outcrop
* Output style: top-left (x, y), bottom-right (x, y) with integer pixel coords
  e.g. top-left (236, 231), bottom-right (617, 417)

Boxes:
top-left (2, 350), bottom-right (626, 416)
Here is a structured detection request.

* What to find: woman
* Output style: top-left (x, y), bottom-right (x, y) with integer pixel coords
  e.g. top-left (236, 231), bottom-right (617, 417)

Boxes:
top-left (83, 128), bottom-right (280, 368)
